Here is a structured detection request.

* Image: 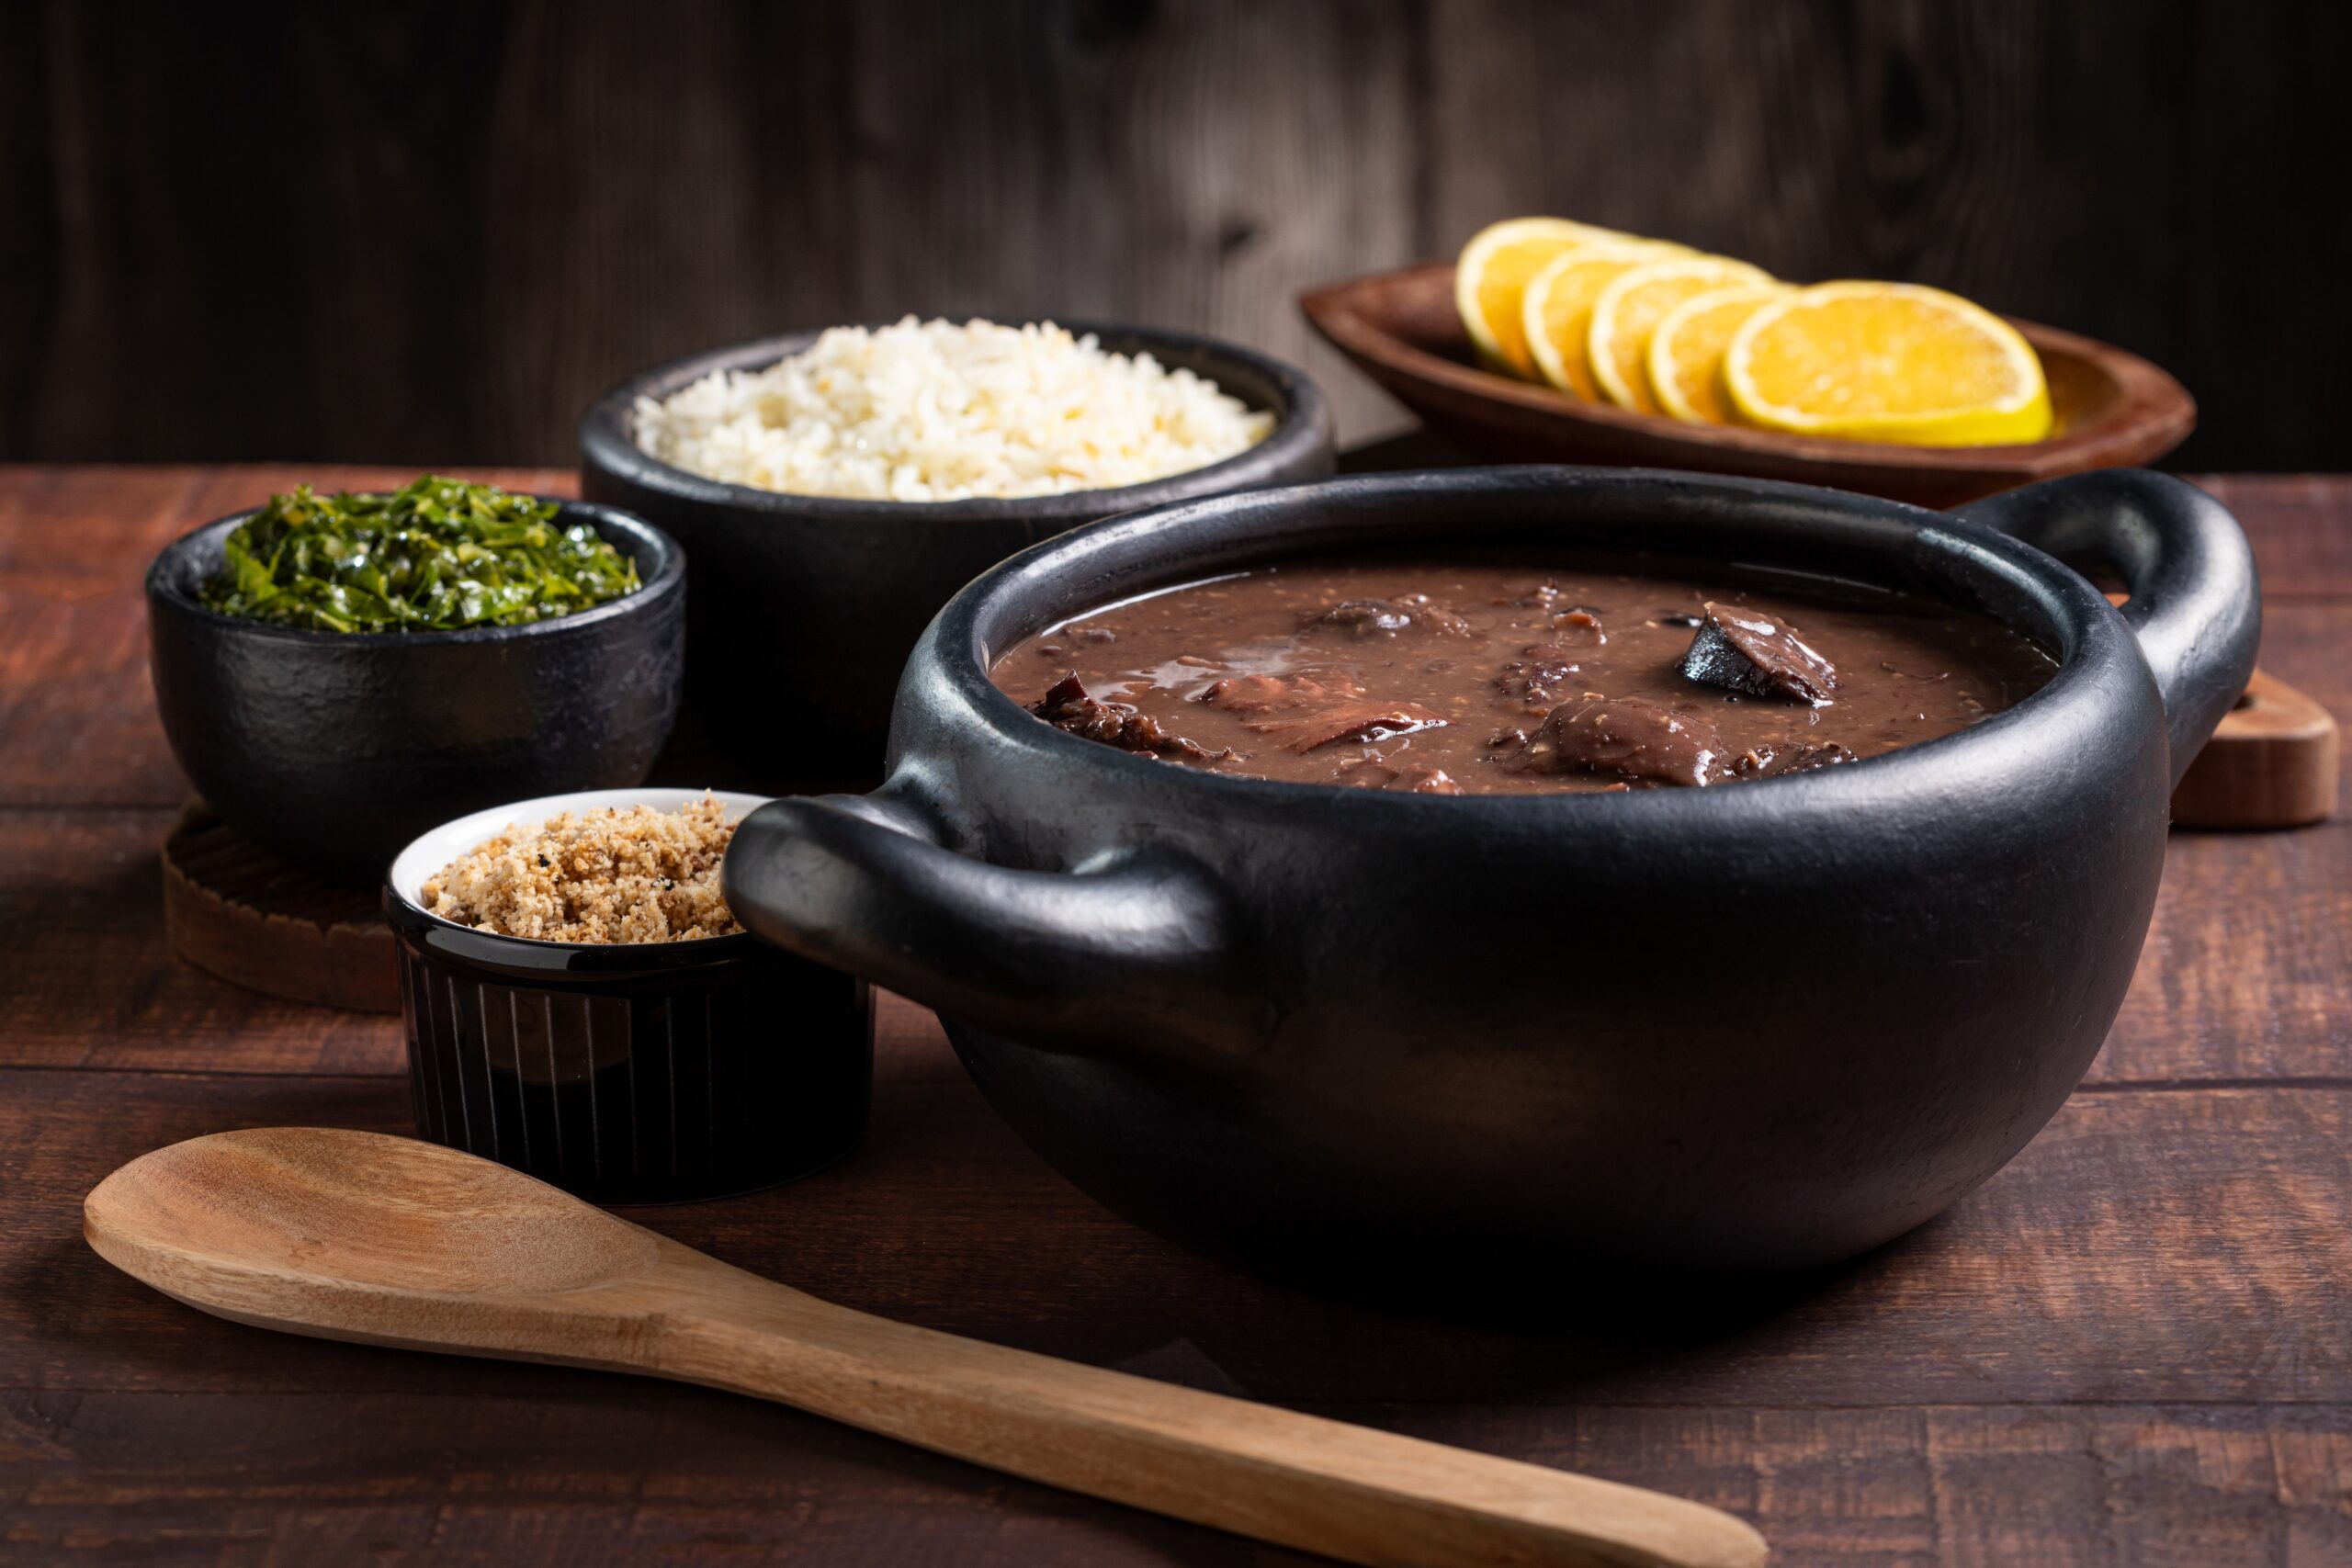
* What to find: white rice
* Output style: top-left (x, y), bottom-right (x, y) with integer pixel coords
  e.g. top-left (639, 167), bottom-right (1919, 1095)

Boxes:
top-left (632, 316), bottom-right (1275, 502)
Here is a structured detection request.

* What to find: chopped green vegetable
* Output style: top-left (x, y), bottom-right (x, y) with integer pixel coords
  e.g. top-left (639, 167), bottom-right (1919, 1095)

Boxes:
top-left (199, 475), bottom-right (640, 633)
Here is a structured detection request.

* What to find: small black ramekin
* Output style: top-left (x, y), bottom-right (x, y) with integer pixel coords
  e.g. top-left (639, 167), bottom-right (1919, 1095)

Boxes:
top-left (385, 789), bottom-right (870, 1203)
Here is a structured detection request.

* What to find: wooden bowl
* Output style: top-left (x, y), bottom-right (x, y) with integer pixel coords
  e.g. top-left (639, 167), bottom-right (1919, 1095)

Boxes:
top-left (1301, 263), bottom-right (2196, 508)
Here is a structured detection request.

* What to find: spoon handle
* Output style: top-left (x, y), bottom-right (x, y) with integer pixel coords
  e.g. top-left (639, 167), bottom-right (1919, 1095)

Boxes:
top-left (639, 1250), bottom-right (1765, 1568)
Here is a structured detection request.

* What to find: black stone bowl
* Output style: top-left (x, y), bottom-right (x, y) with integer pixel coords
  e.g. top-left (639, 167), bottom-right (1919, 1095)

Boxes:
top-left (578, 322), bottom-right (1335, 789)
top-left (386, 788), bottom-right (871, 1204)
top-left (146, 500), bottom-right (685, 885)
top-left (722, 466), bottom-right (2261, 1298)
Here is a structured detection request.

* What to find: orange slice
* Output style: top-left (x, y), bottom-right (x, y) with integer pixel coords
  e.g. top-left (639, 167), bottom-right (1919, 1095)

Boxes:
top-left (1724, 282), bottom-right (2054, 446)
top-left (1648, 283), bottom-right (1791, 424)
top-left (1588, 257), bottom-right (1775, 414)
top-left (1521, 241), bottom-right (1688, 400)
top-left (1454, 218), bottom-right (1647, 378)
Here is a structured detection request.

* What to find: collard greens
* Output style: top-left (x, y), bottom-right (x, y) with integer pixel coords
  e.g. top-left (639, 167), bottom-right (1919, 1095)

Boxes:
top-left (202, 476), bottom-right (640, 633)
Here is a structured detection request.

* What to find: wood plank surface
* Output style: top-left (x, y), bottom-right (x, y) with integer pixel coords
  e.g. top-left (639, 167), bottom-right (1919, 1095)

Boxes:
top-left (2, 464), bottom-right (2347, 1565)
top-left (5, 1396), bottom-right (2345, 1568)
top-left (7, 1073), bottom-right (2351, 1561)
top-left (9, 1067), bottom-right (2351, 1408)
top-left (2193, 477), bottom-right (2352, 601)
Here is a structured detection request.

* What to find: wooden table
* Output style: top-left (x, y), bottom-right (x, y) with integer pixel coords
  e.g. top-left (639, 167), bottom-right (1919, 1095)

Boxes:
top-left (4, 465), bottom-right (2347, 1566)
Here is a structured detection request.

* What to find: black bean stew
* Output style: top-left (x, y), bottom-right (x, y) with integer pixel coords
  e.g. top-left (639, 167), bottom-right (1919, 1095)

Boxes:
top-left (989, 559), bottom-right (2055, 795)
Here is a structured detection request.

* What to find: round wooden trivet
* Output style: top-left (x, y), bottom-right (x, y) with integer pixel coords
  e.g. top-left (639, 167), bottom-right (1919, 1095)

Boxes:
top-left (161, 803), bottom-right (399, 1013)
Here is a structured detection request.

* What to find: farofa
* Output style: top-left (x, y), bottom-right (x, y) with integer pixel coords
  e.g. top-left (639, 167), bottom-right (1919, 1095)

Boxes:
top-left (423, 795), bottom-right (743, 943)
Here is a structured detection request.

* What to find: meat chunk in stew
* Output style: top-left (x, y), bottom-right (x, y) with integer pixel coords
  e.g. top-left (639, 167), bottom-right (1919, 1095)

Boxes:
top-left (1732, 740), bottom-right (1860, 779)
top-left (1030, 673), bottom-right (1227, 761)
top-left (1253, 702), bottom-right (1449, 754)
top-left (1548, 607), bottom-right (1606, 645)
top-left (1494, 645), bottom-right (1589, 711)
top-left (1508, 697), bottom-right (1725, 787)
top-left (1681, 601), bottom-right (1838, 705)
top-left (1336, 755), bottom-right (1465, 794)
top-left (1197, 671), bottom-right (1447, 753)
top-left (1308, 593), bottom-right (1472, 639)
top-left (1197, 671), bottom-right (1367, 716)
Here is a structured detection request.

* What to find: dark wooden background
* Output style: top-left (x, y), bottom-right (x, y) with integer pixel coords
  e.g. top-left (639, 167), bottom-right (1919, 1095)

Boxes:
top-left (5, 0), bottom-right (2347, 469)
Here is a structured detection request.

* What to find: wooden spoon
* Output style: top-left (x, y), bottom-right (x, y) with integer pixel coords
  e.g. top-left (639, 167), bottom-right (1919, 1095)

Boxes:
top-left (85, 1127), bottom-right (1766, 1568)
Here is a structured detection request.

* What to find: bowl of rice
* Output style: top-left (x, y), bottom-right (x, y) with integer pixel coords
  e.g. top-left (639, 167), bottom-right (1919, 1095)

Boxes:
top-left (579, 317), bottom-right (1333, 784)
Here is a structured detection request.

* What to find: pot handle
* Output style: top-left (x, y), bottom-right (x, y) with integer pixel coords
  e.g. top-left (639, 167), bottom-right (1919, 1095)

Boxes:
top-left (1955, 470), bottom-right (2260, 788)
top-left (724, 791), bottom-right (1262, 1053)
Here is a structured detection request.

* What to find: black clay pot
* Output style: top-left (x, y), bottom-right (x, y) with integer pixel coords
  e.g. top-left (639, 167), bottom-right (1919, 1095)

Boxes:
top-left (722, 466), bottom-right (2259, 1294)
top-left (578, 323), bottom-right (1335, 790)
top-left (386, 789), bottom-right (872, 1204)
top-left (146, 501), bottom-right (684, 884)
